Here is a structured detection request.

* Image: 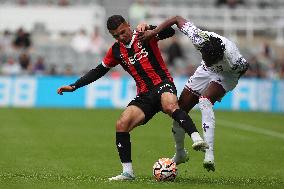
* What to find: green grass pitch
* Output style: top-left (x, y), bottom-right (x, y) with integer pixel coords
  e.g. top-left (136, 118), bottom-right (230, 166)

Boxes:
top-left (0, 108), bottom-right (283, 189)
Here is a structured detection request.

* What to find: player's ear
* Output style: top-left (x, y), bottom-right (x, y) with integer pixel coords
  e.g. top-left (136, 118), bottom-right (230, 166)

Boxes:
top-left (126, 22), bottom-right (130, 27)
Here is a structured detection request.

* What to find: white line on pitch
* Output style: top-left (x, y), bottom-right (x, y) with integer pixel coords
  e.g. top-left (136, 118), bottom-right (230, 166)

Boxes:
top-left (217, 119), bottom-right (284, 139)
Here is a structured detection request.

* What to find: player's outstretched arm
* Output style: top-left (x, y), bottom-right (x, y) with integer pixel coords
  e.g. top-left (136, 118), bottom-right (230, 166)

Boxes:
top-left (57, 63), bottom-right (110, 95)
top-left (137, 16), bottom-right (188, 41)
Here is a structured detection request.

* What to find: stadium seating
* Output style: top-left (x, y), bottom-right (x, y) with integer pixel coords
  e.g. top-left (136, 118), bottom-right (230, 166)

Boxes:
top-left (0, 0), bottom-right (284, 77)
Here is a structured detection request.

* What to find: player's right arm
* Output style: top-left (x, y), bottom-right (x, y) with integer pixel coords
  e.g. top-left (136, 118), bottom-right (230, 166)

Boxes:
top-left (57, 45), bottom-right (119, 95)
top-left (57, 64), bottom-right (110, 95)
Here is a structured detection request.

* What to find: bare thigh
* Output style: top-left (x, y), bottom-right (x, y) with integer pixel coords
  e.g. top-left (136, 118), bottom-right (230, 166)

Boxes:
top-left (202, 81), bottom-right (226, 103)
top-left (116, 105), bottom-right (146, 132)
top-left (178, 88), bottom-right (199, 114)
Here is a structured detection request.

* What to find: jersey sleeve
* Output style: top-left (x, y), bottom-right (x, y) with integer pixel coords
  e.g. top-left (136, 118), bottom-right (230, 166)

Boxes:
top-left (102, 46), bottom-right (120, 68)
top-left (180, 21), bottom-right (210, 50)
top-left (225, 41), bottom-right (249, 74)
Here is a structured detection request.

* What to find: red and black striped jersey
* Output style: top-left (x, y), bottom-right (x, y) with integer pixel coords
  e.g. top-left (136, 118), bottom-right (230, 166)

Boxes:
top-left (102, 31), bottom-right (173, 94)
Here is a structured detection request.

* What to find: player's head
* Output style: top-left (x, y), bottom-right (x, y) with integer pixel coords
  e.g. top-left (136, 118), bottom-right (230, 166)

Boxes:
top-left (200, 35), bottom-right (225, 67)
top-left (107, 15), bottom-right (132, 44)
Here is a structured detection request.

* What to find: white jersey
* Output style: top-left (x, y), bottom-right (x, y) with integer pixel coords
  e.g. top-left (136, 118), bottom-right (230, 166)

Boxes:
top-left (180, 21), bottom-right (248, 94)
top-left (180, 21), bottom-right (248, 75)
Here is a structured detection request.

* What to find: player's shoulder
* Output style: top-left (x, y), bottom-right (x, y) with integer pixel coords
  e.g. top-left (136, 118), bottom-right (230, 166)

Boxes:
top-left (111, 42), bottom-right (120, 49)
top-left (210, 32), bottom-right (238, 51)
top-left (105, 42), bottom-right (120, 52)
top-left (109, 42), bottom-right (123, 61)
top-left (208, 32), bottom-right (227, 43)
top-left (103, 42), bottom-right (121, 62)
top-left (223, 40), bottom-right (242, 61)
top-left (108, 42), bottom-right (121, 54)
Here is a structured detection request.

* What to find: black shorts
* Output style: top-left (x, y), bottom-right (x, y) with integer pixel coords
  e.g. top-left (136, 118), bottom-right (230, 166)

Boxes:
top-left (128, 80), bottom-right (177, 124)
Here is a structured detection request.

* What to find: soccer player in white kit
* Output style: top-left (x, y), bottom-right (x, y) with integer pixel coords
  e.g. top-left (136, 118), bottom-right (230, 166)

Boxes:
top-left (137, 16), bottom-right (249, 172)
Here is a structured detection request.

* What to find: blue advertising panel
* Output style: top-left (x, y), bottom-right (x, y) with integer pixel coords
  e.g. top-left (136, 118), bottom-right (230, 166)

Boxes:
top-left (0, 76), bottom-right (283, 112)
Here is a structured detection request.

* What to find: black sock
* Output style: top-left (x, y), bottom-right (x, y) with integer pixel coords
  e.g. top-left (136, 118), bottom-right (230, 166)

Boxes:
top-left (172, 109), bottom-right (198, 136)
top-left (116, 132), bottom-right (132, 163)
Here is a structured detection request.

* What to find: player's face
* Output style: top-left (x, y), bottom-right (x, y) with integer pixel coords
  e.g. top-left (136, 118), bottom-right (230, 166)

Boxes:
top-left (109, 22), bottom-right (132, 44)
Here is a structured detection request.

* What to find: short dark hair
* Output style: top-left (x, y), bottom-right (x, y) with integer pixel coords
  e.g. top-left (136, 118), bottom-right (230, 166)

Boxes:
top-left (107, 15), bottom-right (126, 30)
top-left (200, 35), bottom-right (225, 64)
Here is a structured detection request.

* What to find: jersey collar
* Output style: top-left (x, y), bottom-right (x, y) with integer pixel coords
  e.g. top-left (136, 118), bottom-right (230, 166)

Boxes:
top-left (124, 30), bottom-right (136, 49)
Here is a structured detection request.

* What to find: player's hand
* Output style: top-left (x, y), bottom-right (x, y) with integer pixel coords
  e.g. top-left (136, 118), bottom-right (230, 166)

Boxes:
top-left (136, 22), bottom-right (149, 33)
top-left (137, 30), bottom-right (156, 42)
top-left (57, 85), bottom-right (74, 95)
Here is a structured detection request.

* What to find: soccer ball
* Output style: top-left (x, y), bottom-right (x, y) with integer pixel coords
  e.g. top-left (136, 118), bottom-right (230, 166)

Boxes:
top-left (153, 158), bottom-right (178, 181)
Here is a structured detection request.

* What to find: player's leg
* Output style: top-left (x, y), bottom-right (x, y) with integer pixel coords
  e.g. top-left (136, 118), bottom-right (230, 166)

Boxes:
top-left (200, 81), bottom-right (225, 172)
top-left (171, 88), bottom-right (199, 164)
top-left (160, 91), bottom-right (208, 151)
top-left (109, 105), bottom-right (145, 181)
top-left (170, 65), bottom-right (210, 164)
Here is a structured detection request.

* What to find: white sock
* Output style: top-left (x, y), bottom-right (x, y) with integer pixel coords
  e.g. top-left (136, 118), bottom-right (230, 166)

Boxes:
top-left (199, 97), bottom-right (215, 161)
top-left (204, 129), bottom-right (214, 162)
top-left (172, 121), bottom-right (186, 153)
top-left (122, 162), bottom-right (134, 175)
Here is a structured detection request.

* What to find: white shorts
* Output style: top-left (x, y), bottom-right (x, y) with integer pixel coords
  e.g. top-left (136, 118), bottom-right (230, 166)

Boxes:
top-left (185, 65), bottom-right (240, 96)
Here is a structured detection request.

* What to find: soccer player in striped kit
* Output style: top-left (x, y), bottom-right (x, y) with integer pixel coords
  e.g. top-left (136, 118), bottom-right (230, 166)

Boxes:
top-left (138, 16), bottom-right (248, 172)
top-left (57, 15), bottom-right (208, 180)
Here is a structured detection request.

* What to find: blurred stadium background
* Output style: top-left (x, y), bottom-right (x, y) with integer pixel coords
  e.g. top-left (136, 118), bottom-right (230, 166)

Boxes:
top-left (0, 0), bottom-right (283, 111)
top-left (0, 1), bottom-right (283, 188)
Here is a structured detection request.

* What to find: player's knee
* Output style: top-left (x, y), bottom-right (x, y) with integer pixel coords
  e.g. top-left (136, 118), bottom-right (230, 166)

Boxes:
top-left (163, 107), bottom-right (172, 115)
top-left (199, 97), bottom-right (213, 111)
top-left (163, 104), bottom-right (177, 115)
top-left (116, 119), bottom-right (128, 132)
